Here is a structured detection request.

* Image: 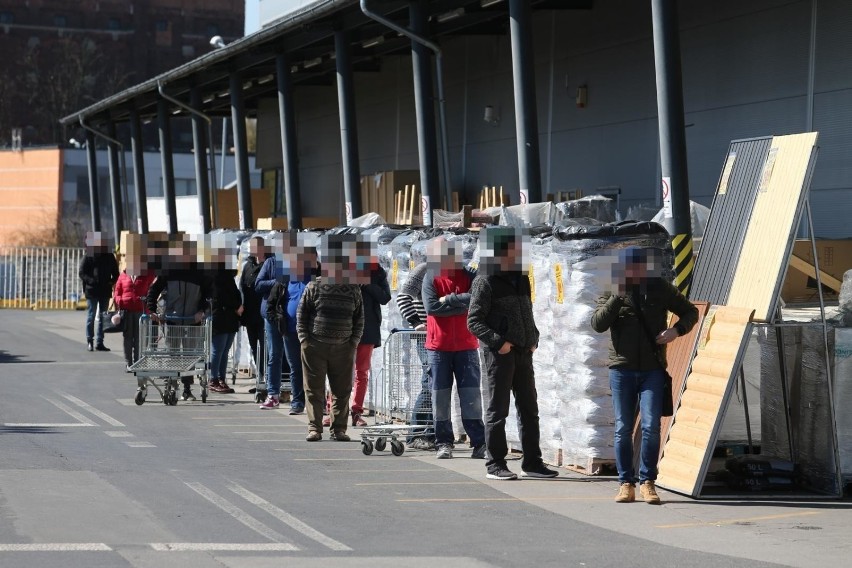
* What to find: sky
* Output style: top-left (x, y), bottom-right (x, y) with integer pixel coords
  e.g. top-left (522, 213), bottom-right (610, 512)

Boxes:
top-left (244, 0), bottom-right (260, 36)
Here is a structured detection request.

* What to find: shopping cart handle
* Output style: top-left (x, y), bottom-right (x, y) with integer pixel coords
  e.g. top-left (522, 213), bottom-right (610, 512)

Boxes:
top-left (389, 328), bottom-right (424, 334)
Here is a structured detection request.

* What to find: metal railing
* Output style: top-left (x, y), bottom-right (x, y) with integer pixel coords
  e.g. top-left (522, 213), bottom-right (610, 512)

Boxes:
top-left (0, 247), bottom-right (86, 309)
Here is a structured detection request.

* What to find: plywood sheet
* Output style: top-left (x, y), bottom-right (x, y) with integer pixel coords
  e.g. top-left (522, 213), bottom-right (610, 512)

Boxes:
top-left (726, 133), bottom-right (818, 321)
top-left (691, 137), bottom-right (771, 305)
top-left (656, 306), bottom-right (755, 497)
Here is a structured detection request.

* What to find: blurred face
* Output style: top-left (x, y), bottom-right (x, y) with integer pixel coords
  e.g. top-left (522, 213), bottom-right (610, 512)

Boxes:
top-left (248, 237), bottom-right (264, 258)
top-left (426, 238), bottom-right (461, 272)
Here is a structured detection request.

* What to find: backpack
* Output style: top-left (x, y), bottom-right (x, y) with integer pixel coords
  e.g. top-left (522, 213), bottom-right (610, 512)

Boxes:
top-left (267, 280), bottom-right (289, 336)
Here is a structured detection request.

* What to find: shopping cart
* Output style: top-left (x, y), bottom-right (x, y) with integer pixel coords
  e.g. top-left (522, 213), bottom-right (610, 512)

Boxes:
top-left (361, 329), bottom-right (432, 456)
top-left (129, 314), bottom-right (212, 405)
top-left (256, 326), bottom-right (291, 403)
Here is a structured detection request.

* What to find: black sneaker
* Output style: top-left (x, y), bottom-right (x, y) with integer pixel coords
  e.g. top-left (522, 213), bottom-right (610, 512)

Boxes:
top-left (486, 466), bottom-right (518, 481)
top-left (521, 464), bottom-right (559, 478)
top-left (87, 341), bottom-right (94, 352)
top-left (470, 444), bottom-right (487, 459)
top-left (95, 344), bottom-right (110, 352)
top-left (182, 388), bottom-right (196, 401)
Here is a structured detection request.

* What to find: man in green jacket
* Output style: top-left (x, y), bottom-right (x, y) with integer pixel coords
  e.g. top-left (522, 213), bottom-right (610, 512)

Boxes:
top-left (591, 246), bottom-right (697, 505)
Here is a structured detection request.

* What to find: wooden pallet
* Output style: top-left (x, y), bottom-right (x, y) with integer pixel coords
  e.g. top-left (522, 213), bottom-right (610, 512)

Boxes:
top-left (563, 457), bottom-right (616, 476)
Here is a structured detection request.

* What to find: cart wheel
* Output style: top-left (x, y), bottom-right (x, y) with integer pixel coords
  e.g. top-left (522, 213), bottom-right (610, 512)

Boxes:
top-left (201, 390), bottom-right (207, 403)
top-left (134, 390), bottom-right (145, 406)
top-left (162, 392), bottom-right (170, 405)
top-left (361, 441), bottom-right (374, 455)
top-left (391, 441), bottom-right (405, 456)
top-left (374, 437), bottom-right (387, 452)
top-left (255, 391), bottom-right (266, 403)
top-left (169, 391), bottom-right (179, 406)
top-left (231, 373), bottom-right (237, 385)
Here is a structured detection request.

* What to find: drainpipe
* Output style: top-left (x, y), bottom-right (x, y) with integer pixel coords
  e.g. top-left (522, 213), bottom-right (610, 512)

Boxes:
top-left (158, 81), bottom-right (219, 230)
top-left (80, 117), bottom-right (129, 240)
top-left (360, 0), bottom-right (452, 220)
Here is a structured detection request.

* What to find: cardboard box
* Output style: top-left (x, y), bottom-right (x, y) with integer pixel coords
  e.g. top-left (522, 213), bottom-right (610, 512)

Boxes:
top-left (215, 189), bottom-right (271, 229)
top-left (781, 239), bottom-right (852, 303)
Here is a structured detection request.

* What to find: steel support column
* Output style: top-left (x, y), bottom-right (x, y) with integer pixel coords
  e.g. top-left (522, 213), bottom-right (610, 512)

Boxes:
top-left (410, 0), bottom-right (439, 220)
top-left (651, 0), bottom-right (693, 294)
top-left (191, 88), bottom-right (212, 233)
top-left (128, 108), bottom-right (149, 234)
top-left (335, 29), bottom-right (362, 223)
top-left (84, 130), bottom-right (102, 232)
top-left (509, 0), bottom-right (542, 204)
top-left (276, 52), bottom-right (303, 229)
top-left (157, 99), bottom-right (178, 234)
top-left (230, 73), bottom-right (253, 230)
top-left (106, 120), bottom-right (124, 239)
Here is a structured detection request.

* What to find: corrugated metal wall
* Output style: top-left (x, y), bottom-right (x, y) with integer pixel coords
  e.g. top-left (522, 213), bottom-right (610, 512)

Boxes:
top-left (262, 0), bottom-right (849, 237)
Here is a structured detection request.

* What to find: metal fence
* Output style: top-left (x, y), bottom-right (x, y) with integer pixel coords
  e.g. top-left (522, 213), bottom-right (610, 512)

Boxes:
top-left (0, 247), bottom-right (86, 309)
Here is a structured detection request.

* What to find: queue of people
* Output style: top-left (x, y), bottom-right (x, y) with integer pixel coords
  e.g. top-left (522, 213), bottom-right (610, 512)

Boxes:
top-left (81, 228), bottom-right (693, 503)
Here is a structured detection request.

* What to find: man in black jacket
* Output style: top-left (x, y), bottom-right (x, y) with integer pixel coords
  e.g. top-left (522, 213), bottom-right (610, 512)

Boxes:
top-left (468, 227), bottom-right (557, 481)
top-left (591, 246), bottom-right (698, 505)
top-left (239, 236), bottom-right (268, 384)
top-left (79, 232), bottom-right (119, 352)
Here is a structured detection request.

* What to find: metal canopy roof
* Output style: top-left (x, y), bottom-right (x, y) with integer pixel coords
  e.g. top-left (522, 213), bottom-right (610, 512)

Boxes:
top-left (60, 0), bottom-right (592, 127)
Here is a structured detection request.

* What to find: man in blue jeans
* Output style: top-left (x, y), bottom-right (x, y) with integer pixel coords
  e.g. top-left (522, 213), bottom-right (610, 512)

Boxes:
top-left (591, 247), bottom-right (697, 504)
top-left (79, 232), bottom-right (119, 352)
top-left (421, 238), bottom-right (486, 460)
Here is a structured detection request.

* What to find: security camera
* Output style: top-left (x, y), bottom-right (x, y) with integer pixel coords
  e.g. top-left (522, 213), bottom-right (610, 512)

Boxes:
top-left (209, 35), bottom-right (225, 49)
top-left (69, 138), bottom-right (81, 148)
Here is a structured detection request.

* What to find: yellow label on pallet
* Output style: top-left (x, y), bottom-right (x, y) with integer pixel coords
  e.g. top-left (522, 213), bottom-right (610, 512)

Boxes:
top-left (409, 259), bottom-right (415, 271)
top-left (391, 259), bottom-right (399, 291)
top-left (528, 270), bottom-right (536, 303)
top-left (554, 264), bottom-right (564, 304)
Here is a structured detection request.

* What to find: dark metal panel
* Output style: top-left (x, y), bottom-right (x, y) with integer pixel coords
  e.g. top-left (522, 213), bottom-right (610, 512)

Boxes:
top-left (106, 120), bottom-right (124, 239)
top-left (128, 109), bottom-right (149, 234)
top-left (85, 131), bottom-right (102, 232)
top-left (157, 99), bottom-right (179, 234)
top-left (690, 137), bottom-right (772, 305)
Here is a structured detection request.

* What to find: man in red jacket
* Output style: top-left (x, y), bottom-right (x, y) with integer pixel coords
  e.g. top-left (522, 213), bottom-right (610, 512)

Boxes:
top-left (421, 237), bottom-right (486, 460)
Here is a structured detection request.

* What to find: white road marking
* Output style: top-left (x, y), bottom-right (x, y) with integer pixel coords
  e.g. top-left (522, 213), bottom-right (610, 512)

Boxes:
top-left (150, 543), bottom-right (298, 552)
top-left (58, 392), bottom-right (125, 427)
top-left (227, 483), bottom-right (351, 551)
top-left (3, 423), bottom-right (94, 428)
top-left (0, 543), bottom-right (112, 551)
top-left (41, 397), bottom-right (95, 426)
top-left (182, 481), bottom-right (288, 543)
top-left (105, 431), bottom-right (134, 438)
top-left (125, 441), bottom-right (156, 448)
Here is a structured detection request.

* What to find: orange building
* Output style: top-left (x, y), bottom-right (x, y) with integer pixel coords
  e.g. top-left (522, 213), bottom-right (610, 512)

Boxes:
top-left (0, 148), bottom-right (63, 246)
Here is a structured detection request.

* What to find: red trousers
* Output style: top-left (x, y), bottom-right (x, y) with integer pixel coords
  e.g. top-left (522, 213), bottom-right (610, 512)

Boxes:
top-left (350, 343), bottom-right (374, 415)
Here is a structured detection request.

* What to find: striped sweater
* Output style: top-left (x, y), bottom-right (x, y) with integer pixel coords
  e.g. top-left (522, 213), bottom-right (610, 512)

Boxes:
top-left (396, 262), bottom-right (427, 327)
top-left (296, 280), bottom-right (364, 345)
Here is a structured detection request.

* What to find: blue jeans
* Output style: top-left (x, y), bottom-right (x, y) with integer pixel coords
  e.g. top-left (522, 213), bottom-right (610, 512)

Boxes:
top-left (427, 349), bottom-right (485, 447)
top-left (85, 295), bottom-right (109, 345)
top-left (210, 333), bottom-right (235, 381)
top-left (610, 368), bottom-right (666, 484)
top-left (264, 319), bottom-right (285, 397)
top-left (284, 332), bottom-right (305, 409)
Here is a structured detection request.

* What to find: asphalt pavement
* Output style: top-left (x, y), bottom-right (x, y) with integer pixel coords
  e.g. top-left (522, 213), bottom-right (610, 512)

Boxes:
top-left (0, 309), bottom-right (848, 568)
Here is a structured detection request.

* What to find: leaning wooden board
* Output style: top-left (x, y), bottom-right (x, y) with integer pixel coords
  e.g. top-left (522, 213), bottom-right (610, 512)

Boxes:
top-left (656, 306), bottom-right (755, 497)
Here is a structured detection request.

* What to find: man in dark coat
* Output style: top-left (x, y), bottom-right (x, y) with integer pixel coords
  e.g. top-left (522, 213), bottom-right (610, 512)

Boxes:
top-left (79, 232), bottom-right (119, 352)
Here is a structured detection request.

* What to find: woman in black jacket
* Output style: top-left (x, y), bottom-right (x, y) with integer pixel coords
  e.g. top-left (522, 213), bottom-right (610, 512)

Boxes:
top-left (208, 267), bottom-right (244, 394)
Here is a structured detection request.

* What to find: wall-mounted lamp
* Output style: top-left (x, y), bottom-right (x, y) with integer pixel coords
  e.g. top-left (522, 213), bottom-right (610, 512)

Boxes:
top-left (436, 8), bottom-right (465, 23)
top-left (361, 35), bottom-right (385, 49)
top-left (303, 56), bottom-right (323, 69)
top-left (576, 85), bottom-right (588, 109)
top-left (483, 105), bottom-right (500, 126)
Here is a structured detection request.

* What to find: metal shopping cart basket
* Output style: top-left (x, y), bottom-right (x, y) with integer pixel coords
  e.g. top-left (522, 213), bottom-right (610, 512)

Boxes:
top-left (361, 329), bottom-right (432, 456)
top-left (129, 314), bottom-right (212, 405)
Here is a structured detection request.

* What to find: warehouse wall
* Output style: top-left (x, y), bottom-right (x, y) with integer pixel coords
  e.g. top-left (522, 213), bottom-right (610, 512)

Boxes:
top-left (277, 0), bottom-right (849, 237)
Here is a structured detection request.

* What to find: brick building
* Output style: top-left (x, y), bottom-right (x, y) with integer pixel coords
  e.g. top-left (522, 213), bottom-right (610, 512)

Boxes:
top-left (0, 0), bottom-right (244, 147)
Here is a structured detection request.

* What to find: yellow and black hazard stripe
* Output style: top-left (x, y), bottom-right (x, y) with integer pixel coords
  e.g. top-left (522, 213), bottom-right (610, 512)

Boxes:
top-left (672, 234), bottom-right (694, 296)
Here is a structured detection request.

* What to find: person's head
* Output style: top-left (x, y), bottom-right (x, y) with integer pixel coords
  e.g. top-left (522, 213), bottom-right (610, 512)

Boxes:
top-left (479, 227), bottom-right (529, 275)
top-left (247, 236), bottom-right (264, 259)
top-left (85, 231), bottom-right (111, 254)
top-left (425, 236), bottom-right (463, 273)
top-left (615, 246), bottom-right (664, 291)
top-left (284, 233), bottom-right (319, 280)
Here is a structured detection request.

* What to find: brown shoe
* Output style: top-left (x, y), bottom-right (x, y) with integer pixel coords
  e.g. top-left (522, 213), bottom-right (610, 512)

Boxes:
top-left (640, 480), bottom-right (661, 505)
top-left (305, 431), bottom-right (322, 442)
top-left (615, 482), bottom-right (636, 503)
top-left (330, 431), bottom-right (350, 442)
